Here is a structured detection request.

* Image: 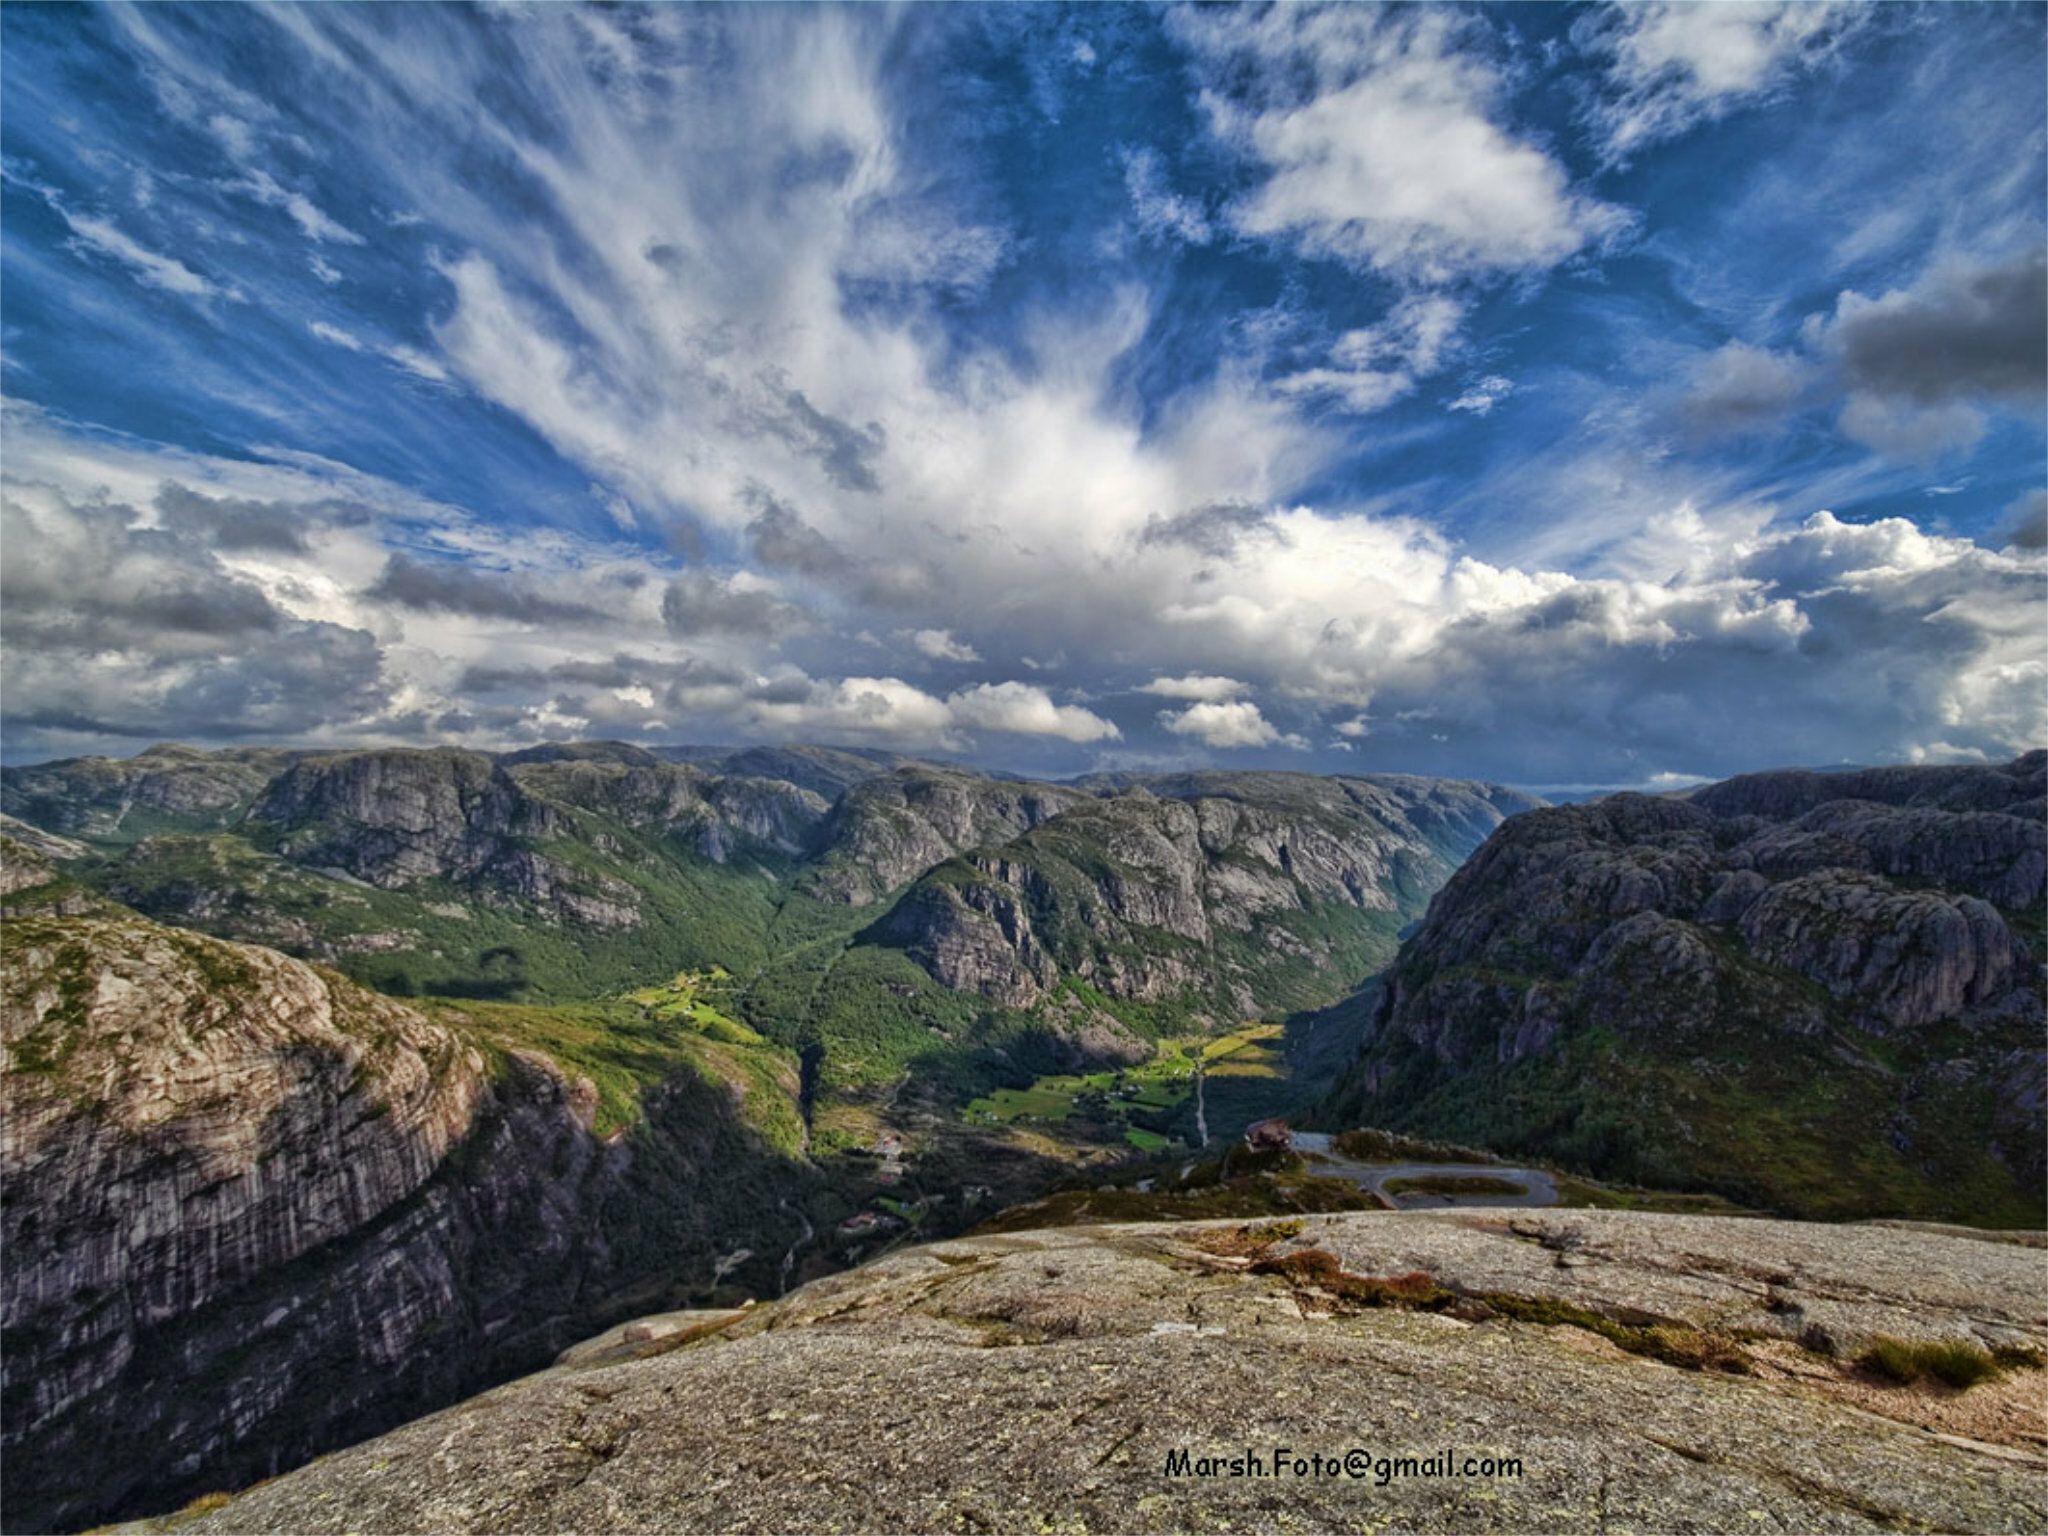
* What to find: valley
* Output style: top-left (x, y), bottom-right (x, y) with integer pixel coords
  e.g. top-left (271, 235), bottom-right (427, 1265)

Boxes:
top-left (2, 742), bottom-right (2042, 1532)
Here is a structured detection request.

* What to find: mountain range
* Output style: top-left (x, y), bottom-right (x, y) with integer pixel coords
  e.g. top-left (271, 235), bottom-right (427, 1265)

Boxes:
top-left (1, 742), bottom-right (2041, 1530)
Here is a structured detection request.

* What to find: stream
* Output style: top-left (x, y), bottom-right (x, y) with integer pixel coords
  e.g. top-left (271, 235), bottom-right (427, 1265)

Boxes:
top-left (778, 1205), bottom-right (816, 1296)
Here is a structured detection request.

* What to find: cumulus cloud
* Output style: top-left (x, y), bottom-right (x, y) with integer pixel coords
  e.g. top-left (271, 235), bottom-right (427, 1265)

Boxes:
top-left (1, 480), bottom-right (384, 742)
top-left (1174, 4), bottom-right (1624, 281)
top-left (949, 681), bottom-right (1118, 742)
top-left (1140, 675), bottom-right (1248, 702)
top-left (909, 628), bottom-right (979, 663)
top-left (1682, 343), bottom-right (1813, 436)
top-left (660, 571), bottom-right (806, 639)
top-left (2000, 489), bottom-right (2047, 551)
top-left (1580, 1), bottom-right (1868, 159)
top-left (1160, 699), bottom-right (1304, 751)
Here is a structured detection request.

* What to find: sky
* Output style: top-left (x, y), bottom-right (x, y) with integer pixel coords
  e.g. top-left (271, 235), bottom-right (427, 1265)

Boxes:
top-left (1, 1), bottom-right (2043, 787)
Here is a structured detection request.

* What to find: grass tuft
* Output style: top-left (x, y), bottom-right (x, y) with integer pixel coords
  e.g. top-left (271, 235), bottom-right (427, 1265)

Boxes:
top-left (1860, 1335), bottom-right (2011, 1390)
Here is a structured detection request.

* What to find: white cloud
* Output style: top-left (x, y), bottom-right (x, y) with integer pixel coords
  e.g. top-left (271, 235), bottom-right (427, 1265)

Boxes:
top-left (58, 211), bottom-right (217, 299)
top-left (383, 344), bottom-right (450, 383)
top-left (1123, 147), bottom-right (1213, 246)
top-left (1174, 5), bottom-right (1624, 281)
top-left (309, 254), bottom-right (342, 284)
top-left (226, 170), bottom-right (365, 246)
top-left (1446, 375), bottom-right (1516, 416)
top-left (1140, 675), bottom-right (1248, 702)
top-left (1581, 1), bottom-right (1868, 159)
top-left (1277, 294), bottom-right (1467, 415)
top-left (308, 320), bottom-right (365, 352)
top-left (908, 628), bottom-right (979, 663)
top-left (1160, 699), bottom-right (1302, 750)
top-left (948, 681), bottom-right (1119, 743)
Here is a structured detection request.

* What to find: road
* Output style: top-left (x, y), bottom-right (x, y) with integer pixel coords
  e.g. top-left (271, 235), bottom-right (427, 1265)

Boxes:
top-left (1292, 1133), bottom-right (1561, 1209)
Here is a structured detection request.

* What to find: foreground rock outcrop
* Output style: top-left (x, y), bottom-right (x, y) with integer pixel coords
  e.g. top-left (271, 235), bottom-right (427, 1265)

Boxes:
top-left (148, 1208), bottom-right (2047, 1534)
top-left (0, 912), bottom-right (807, 1533)
top-left (1324, 752), bottom-right (2046, 1222)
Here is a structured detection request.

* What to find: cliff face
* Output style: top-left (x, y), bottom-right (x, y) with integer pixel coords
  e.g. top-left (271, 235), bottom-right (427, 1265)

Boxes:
top-left (0, 911), bottom-right (803, 1534)
top-left (0, 744), bottom-right (302, 841)
top-left (874, 774), bottom-right (1542, 1018)
top-left (801, 765), bottom-right (1092, 905)
top-left (1323, 752), bottom-right (2046, 1222)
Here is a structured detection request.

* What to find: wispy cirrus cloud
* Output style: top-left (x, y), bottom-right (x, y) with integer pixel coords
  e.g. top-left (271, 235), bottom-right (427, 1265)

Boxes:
top-left (0, 2), bottom-right (2040, 784)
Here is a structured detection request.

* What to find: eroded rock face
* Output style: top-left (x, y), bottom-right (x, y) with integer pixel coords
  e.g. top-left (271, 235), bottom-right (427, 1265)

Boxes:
top-left (802, 766), bottom-right (1092, 905)
top-left (0, 745), bottom-right (301, 840)
top-left (157, 1210), bottom-right (2048, 1535)
top-left (0, 915), bottom-right (621, 1534)
top-left (875, 774), bottom-right (1541, 1013)
top-left (1327, 753), bottom-right (2047, 1220)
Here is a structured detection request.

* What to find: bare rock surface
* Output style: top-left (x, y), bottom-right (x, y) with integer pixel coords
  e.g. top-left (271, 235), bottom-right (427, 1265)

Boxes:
top-left (165, 1209), bottom-right (2047, 1535)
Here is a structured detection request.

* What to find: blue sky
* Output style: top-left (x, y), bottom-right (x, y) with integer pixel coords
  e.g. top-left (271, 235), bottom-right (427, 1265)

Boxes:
top-left (2, 1), bottom-right (2042, 785)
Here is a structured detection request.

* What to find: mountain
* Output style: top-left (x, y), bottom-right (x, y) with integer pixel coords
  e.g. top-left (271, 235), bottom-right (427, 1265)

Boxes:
top-left (0, 906), bottom-right (817, 1534)
top-left (873, 771), bottom-right (1537, 1015)
top-left (1319, 752), bottom-right (2047, 1224)
top-left (109, 1206), bottom-right (2048, 1534)
top-left (0, 742), bottom-right (1549, 1528)
top-left (1, 747), bottom-right (1541, 1104)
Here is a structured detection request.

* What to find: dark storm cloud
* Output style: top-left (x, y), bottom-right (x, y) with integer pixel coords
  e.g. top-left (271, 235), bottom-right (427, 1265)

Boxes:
top-left (661, 570), bottom-right (804, 637)
top-left (1, 493), bottom-right (283, 645)
top-left (2004, 489), bottom-right (2048, 551)
top-left (727, 374), bottom-right (888, 496)
top-left (743, 486), bottom-right (851, 576)
top-left (1828, 248), bottom-right (2047, 405)
top-left (781, 389), bottom-right (887, 495)
top-left (1139, 501), bottom-right (1279, 558)
top-left (152, 483), bottom-right (372, 554)
top-left (1, 487), bottom-right (386, 742)
top-left (368, 554), bottom-right (609, 625)
top-left (457, 653), bottom-right (748, 695)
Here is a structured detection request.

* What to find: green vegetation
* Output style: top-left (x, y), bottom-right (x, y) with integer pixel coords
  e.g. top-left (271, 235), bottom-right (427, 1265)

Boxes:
top-left (1324, 959), bottom-right (2046, 1227)
top-left (1858, 1336), bottom-right (2037, 1390)
top-left (622, 970), bottom-right (764, 1045)
top-left (1331, 1128), bottom-right (1499, 1165)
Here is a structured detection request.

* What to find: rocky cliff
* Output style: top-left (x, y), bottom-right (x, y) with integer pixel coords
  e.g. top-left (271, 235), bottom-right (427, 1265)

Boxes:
top-left (0, 909), bottom-right (808, 1533)
top-left (873, 773), bottom-right (1542, 1018)
top-left (0, 744), bottom-right (302, 842)
top-left (1321, 752), bottom-right (2046, 1223)
top-left (801, 764), bottom-right (1092, 905)
top-left (132, 1208), bottom-right (2047, 1534)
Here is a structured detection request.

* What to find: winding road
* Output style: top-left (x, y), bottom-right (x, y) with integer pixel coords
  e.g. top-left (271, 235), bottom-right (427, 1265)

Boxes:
top-left (1292, 1133), bottom-right (1561, 1209)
